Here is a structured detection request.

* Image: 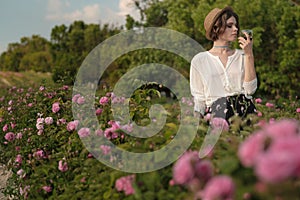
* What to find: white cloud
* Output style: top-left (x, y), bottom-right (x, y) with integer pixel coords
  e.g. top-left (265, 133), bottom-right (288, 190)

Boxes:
top-left (45, 0), bottom-right (140, 26)
top-left (46, 0), bottom-right (101, 24)
top-left (62, 4), bottom-right (101, 23)
top-left (118, 0), bottom-right (140, 20)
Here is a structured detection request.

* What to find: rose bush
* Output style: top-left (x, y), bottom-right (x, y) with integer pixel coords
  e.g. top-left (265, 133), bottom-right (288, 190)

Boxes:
top-left (0, 83), bottom-right (300, 199)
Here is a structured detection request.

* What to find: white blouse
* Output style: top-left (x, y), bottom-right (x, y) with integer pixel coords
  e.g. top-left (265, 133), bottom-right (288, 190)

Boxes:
top-left (190, 49), bottom-right (257, 115)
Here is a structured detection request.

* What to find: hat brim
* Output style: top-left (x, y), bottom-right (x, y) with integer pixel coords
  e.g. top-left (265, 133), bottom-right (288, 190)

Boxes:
top-left (205, 6), bottom-right (234, 40)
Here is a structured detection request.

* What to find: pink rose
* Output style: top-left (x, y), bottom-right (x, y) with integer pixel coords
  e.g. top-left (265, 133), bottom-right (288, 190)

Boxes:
top-left (264, 119), bottom-right (299, 140)
top-left (95, 108), bottom-right (103, 116)
top-left (4, 132), bottom-right (15, 142)
top-left (78, 127), bottom-right (90, 138)
top-left (255, 98), bottom-right (262, 104)
top-left (15, 154), bottom-right (22, 163)
top-left (2, 124), bottom-right (9, 132)
top-left (42, 186), bottom-right (52, 193)
top-left (95, 129), bottom-right (104, 136)
top-left (255, 150), bottom-right (298, 183)
top-left (34, 150), bottom-right (45, 160)
top-left (72, 94), bottom-right (81, 103)
top-left (66, 120), bottom-right (79, 132)
top-left (255, 137), bottom-right (300, 183)
top-left (16, 133), bottom-right (23, 139)
top-left (115, 175), bottom-right (135, 196)
top-left (58, 160), bottom-right (68, 172)
top-left (104, 121), bottom-right (120, 139)
top-left (173, 152), bottom-right (196, 185)
top-left (17, 169), bottom-right (26, 178)
top-left (194, 160), bottom-right (214, 183)
top-left (201, 175), bottom-right (235, 200)
top-left (45, 117), bottom-right (53, 125)
top-left (99, 96), bottom-right (109, 105)
top-left (257, 111), bottom-right (263, 117)
top-left (100, 145), bottom-right (111, 155)
top-left (39, 86), bottom-right (45, 91)
top-left (56, 118), bottom-right (67, 126)
top-left (173, 151), bottom-right (213, 186)
top-left (238, 131), bottom-right (266, 167)
top-left (297, 108), bottom-right (300, 113)
top-left (76, 96), bottom-right (85, 104)
top-left (210, 117), bottom-right (229, 132)
top-left (265, 102), bottom-right (274, 108)
top-left (52, 102), bottom-right (60, 113)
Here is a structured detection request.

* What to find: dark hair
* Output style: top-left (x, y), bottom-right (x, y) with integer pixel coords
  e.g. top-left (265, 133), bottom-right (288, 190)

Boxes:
top-left (210, 10), bottom-right (239, 41)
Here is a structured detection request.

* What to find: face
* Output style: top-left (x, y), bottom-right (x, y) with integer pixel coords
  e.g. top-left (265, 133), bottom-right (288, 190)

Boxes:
top-left (218, 16), bottom-right (238, 42)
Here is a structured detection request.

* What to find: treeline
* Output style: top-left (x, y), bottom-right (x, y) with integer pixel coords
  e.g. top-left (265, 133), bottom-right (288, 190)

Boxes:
top-left (0, 22), bottom-right (121, 84)
top-left (0, 0), bottom-right (299, 98)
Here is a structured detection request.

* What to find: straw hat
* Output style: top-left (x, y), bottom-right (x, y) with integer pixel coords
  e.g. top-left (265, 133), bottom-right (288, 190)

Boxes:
top-left (204, 6), bottom-right (233, 40)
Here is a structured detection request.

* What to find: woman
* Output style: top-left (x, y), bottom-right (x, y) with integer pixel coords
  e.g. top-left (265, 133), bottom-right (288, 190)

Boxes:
top-left (190, 6), bottom-right (257, 122)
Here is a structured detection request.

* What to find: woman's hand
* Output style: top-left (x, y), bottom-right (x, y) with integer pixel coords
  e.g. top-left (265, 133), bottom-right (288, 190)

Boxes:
top-left (238, 31), bottom-right (253, 55)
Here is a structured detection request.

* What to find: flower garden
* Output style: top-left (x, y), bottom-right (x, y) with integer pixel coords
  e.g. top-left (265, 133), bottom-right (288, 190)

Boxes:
top-left (0, 82), bottom-right (300, 200)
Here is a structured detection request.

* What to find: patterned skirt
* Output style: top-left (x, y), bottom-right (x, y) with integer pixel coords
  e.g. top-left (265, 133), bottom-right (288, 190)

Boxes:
top-left (207, 94), bottom-right (256, 122)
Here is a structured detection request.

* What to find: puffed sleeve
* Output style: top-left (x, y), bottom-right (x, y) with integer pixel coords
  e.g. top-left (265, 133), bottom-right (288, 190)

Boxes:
top-left (243, 78), bottom-right (257, 95)
top-left (190, 62), bottom-right (206, 115)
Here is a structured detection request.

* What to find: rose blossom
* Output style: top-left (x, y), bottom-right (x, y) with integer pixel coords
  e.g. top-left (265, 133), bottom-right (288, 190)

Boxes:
top-left (255, 137), bottom-right (300, 183)
top-left (66, 120), bottom-right (79, 132)
top-left (115, 175), bottom-right (135, 196)
top-left (45, 117), bottom-right (54, 125)
top-left (58, 160), bottom-right (68, 172)
top-left (100, 145), bottom-right (111, 155)
top-left (34, 150), bottom-right (45, 160)
top-left (2, 124), bottom-right (9, 132)
top-left (264, 119), bottom-right (299, 139)
top-left (76, 96), bottom-right (85, 104)
top-left (52, 102), bottom-right (60, 113)
top-left (95, 129), bottom-right (103, 136)
top-left (78, 127), bottom-right (90, 138)
top-left (17, 169), bottom-right (26, 178)
top-left (255, 150), bottom-right (298, 183)
top-left (95, 108), bottom-right (103, 116)
top-left (72, 94), bottom-right (81, 103)
top-left (265, 102), bottom-right (274, 108)
top-left (173, 151), bottom-right (214, 186)
top-left (15, 154), bottom-right (22, 163)
top-left (56, 118), bottom-right (67, 126)
top-left (238, 131), bottom-right (266, 167)
top-left (255, 98), bottom-right (262, 104)
top-left (201, 175), bottom-right (235, 200)
top-left (16, 133), bottom-right (23, 139)
top-left (210, 117), bottom-right (229, 132)
top-left (39, 86), bottom-right (45, 91)
top-left (42, 186), bottom-right (52, 193)
top-left (4, 132), bottom-right (16, 142)
top-left (99, 96), bottom-right (109, 105)
top-left (297, 108), bottom-right (300, 113)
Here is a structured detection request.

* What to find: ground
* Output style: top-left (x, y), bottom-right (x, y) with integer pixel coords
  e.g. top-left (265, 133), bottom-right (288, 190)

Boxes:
top-left (0, 165), bottom-right (11, 200)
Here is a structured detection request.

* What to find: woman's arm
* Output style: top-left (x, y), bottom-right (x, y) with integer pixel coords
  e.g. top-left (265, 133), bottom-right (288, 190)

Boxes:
top-left (239, 31), bottom-right (257, 82)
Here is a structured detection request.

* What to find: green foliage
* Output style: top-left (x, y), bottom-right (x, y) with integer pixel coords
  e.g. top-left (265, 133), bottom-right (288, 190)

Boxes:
top-left (0, 81), bottom-right (300, 199)
top-left (128, 0), bottom-right (300, 98)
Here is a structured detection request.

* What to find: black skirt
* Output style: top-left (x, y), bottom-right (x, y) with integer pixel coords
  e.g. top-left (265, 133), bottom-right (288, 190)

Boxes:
top-left (207, 94), bottom-right (256, 122)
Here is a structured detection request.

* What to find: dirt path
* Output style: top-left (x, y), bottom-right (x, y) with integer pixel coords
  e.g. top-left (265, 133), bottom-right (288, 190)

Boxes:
top-left (0, 165), bottom-right (11, 200)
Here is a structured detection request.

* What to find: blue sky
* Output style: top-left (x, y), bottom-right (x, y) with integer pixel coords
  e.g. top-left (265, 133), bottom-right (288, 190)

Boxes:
top-left (0, 0), bottom-right (140, 54)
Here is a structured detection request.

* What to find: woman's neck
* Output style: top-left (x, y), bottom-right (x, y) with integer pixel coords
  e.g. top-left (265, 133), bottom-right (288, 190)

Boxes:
top-left (210, 41), bottom-right (231, 53)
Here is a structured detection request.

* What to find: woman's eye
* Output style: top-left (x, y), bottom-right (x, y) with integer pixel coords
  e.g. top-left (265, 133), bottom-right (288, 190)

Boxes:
top-left (226, 25), bottom-right (232, 28)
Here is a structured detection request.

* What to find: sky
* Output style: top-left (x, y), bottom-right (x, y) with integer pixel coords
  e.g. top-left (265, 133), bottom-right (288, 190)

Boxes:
top-left (0, 0), bottom-right (140, 54)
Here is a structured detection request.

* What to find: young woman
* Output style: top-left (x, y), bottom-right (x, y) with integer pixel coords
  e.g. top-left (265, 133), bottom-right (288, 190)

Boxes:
top-left (190, 6), bottom-right (257, 122)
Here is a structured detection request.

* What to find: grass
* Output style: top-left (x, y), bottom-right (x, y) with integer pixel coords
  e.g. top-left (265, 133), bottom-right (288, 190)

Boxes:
top-left (0, 71), bottom-right (56, 96)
